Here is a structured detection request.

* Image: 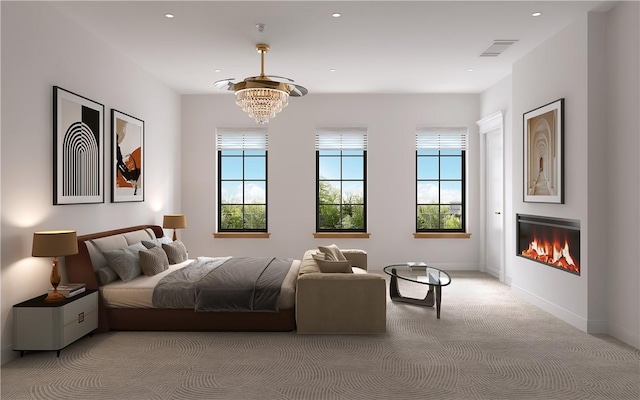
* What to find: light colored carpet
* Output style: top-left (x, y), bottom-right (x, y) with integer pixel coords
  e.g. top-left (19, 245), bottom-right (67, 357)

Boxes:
top-left (2, 271), bottom-right (639, 400)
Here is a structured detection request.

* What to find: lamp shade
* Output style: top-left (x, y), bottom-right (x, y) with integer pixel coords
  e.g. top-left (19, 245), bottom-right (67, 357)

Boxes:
top-left (163, 214), bottom-right (187, 229)
top-left (32, 230), bottom-right (78, 257)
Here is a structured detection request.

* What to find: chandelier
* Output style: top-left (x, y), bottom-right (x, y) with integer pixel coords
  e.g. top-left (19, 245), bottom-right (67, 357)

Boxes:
top-left (214, 44), bottom-right (307, 124)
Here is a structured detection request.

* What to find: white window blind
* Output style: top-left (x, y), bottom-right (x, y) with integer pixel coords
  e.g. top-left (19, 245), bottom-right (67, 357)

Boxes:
top-left (416, 127), bottom-right (467, 150)
top-left (315, 128), bottom-right (367, 150)
top-left (216, 128), bottom-right (268, 150)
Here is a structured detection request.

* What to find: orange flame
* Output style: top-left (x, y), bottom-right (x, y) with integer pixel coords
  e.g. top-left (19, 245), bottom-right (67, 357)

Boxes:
top-left (522, 237), bottom-right (579, 274)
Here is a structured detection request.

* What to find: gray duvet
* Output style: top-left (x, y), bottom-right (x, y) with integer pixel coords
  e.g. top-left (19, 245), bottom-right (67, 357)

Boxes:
top-left (152, 256), bottom-right (292, 312)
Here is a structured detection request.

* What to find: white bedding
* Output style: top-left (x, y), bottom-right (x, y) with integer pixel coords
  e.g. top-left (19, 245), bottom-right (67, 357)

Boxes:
top-left (100, 258), bottom-right (300, 310)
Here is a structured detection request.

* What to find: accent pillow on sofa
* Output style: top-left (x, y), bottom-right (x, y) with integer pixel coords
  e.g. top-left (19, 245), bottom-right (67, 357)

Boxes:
top-left (139, 246), bottom-right (170, 276)
top-left (162, 240), bottom-right (188, 264)
top-left (318, 244), bottom-right (347, 261)
top-left (103, 242), bottom-right (147, 282)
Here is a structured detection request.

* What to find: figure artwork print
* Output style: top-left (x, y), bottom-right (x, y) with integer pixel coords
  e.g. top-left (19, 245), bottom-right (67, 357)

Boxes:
top-left (523, 98), bottom-right (564, 204)
top-left (111, 110), bottom-right (144, 202)
top-left (53, 86), bottom-right (104, 205)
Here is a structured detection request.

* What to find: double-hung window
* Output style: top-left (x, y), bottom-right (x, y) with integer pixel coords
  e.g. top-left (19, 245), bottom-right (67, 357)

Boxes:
top-left (416, 128), bottom-right (467, 232)
top-left (217, 129), bottom-right (268, 232)
top-left (316, 129), bottom-right (367, 232)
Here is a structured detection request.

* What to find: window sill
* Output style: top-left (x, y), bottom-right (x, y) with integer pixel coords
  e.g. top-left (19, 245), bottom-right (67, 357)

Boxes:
top-left (213, 232), bottom-right (270, 239)
top-left (313, 232), bottom-right (371, 239)
top-left (413, 232), bottom-right (471, 239)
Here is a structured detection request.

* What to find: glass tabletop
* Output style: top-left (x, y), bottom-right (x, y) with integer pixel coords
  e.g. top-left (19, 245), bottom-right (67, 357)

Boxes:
top-left (383, 263), bottom-right (451, 287)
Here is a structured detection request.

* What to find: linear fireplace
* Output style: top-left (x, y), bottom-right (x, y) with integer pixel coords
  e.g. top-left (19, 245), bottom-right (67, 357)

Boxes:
top-left (516, 214), bottom-right (581, 275)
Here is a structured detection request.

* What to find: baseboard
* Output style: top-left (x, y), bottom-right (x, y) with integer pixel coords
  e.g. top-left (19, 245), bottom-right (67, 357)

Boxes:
top-left (511, 284), bottom-right (588, 331)
top-left (2, 344), bottom-right (18, 365)
top-left (587, 319), bottom-right (608, 334)
top-left (608, 321), bottom-right (640, 349)
top-left (485, 266), bottom-right (500, 279)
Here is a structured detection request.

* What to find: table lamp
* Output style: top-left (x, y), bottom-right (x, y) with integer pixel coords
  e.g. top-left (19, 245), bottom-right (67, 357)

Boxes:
top-left (163, 214), bottom-right (187, 241)
top-left (32, 230), bottom-right (79, 302)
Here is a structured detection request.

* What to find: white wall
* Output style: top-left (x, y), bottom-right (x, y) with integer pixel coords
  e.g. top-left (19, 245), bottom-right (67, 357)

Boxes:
top-left (0, 2), bottom-right (182, 363)
top-left (511, 15), bottom-right (592, 330)
top-left (510, 3), bottom-right (640, 350)
top-left (181, 93), bottom-right (481, 270)
top-left (604, 1), bottom-right (640, 349)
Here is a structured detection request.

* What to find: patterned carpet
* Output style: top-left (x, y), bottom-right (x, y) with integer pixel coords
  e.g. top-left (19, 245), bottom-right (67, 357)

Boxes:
top-left (2, 271), bottom-right (639, 400)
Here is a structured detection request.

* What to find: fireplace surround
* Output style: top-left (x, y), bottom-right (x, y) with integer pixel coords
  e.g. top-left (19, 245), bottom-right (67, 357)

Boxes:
top-left (516, 214), bottom-right (580, 275)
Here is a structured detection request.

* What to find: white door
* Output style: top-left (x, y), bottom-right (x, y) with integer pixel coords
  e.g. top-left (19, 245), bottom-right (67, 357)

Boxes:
top-left (485, 128), bottom-right (504, 280)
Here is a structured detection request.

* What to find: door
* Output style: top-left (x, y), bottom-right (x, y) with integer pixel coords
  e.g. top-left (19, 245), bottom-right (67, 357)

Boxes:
top-left (477, 111), bottom-right (505, 282)
top-left (485, 128), bottom-right (504, 280)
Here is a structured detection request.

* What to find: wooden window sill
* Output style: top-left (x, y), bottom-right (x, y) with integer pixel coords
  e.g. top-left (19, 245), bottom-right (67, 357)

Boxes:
top-left (313, 232), bottom-right (371, 239)
top-left (213, 232), bottom-right (270, 239)
top-left (413, 232), bottom-right (471, 239)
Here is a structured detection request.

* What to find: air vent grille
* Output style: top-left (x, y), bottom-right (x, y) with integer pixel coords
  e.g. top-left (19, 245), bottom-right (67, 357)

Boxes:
top-left (480, 40), bottom-right (518, 57)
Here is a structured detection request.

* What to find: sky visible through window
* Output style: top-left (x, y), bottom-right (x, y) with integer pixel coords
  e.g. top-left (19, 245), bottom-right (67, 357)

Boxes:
top-left (220, 151), bottom-right (266, 205)
top-left (417, 150), bottom-right (463, 205)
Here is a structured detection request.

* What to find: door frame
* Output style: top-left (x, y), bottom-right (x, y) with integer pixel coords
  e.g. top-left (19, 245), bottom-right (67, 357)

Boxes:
top-left (477, 111), bottom-right (505, 282)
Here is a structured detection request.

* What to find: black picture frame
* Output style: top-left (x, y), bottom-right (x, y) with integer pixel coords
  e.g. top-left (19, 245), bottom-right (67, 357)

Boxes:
top-left (53, 86), bottom-right (104, 205)
top-left (523, 98), bottom-right (565, 204)
top-left (111, 109), bottom-right (144, 203)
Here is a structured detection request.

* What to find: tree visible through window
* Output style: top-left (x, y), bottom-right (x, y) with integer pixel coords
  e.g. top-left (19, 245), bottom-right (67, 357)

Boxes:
top-left (217, 130), bottom-right (268, 232)
top-left (316, 130), bottom-right (367, 232)
top-left (416, 128), bottom-right (467, 232)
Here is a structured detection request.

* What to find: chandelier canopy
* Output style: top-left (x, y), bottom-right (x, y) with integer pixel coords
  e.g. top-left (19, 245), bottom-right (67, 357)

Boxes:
top-left (214, 44), bottom-right (307, 124)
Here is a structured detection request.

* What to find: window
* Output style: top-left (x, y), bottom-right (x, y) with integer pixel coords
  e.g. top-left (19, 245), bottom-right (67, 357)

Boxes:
top-left (217, 129), bottom-right (267, 232)
top-left (316, 129), bottom-right (367, 232)
top-left (416, 128), bottom-right (467, 232)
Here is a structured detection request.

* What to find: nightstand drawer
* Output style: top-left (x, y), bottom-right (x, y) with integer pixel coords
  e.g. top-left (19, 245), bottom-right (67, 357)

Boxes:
top-left (61, 292), bottom-right (98, 348)
top-left (13, 290), bottom-right (98, 354)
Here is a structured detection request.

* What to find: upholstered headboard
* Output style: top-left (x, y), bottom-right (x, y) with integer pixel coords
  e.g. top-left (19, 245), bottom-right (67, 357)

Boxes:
top-left (65, 225), bottom-right (164, 288)
top-left (64, 225), bottom-right (164, 333)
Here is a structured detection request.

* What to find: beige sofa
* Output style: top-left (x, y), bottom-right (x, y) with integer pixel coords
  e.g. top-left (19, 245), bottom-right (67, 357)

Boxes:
top-left (295, 249), bottom-right (387, 334)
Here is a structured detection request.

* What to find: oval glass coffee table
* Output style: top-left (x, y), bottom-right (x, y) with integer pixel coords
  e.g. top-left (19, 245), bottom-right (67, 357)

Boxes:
top-left (383, 263), bottom-right (451, 319)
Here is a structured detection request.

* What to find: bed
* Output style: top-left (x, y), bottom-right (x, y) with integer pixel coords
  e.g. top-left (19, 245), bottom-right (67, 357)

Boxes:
top-left (65, 225), bottom-right (299, 333)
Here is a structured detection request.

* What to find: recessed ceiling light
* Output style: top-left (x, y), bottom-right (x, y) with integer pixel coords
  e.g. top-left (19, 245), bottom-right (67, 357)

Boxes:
top-left (165, 13), bottom-right (175, 19)
top-left (467, 68), bottom-right (475, 72)
top-left (214, 69), bottom-right (221, 73)
top-left (329, 69), bottom-right (336, 72)
top-left (332, 12), bottom-right (341, 18)
top-left (532, 12), bottom-right (542, 17)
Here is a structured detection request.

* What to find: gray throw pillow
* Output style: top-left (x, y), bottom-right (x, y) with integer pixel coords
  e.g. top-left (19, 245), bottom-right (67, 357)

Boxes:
top-left (318, 244), bottom-right (347, 261)
top-left (317, 259), bottom-right (353, 273)
top-left (139, 246), bottom-right (169, 276)
top-left (142, 236), bottom-right (173, 249)
top-left (95, 266), bottom-right (119, 285)
top-left (102, 242), bottom-right (146, 282)
top-left (162, 240), bottom-right (188, 264)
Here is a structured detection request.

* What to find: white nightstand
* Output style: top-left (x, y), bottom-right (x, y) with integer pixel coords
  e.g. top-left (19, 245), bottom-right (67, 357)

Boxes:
top-left (13, 289), bottom-right (98, 357)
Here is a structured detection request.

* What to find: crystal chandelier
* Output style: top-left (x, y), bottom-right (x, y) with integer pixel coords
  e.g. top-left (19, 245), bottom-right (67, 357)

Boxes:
top-left (214, 44), bottom-right (307, 124)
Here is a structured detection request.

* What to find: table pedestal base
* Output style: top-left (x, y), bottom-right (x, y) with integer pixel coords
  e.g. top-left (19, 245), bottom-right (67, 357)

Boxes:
top-left (389, 273), bottom-right (443, 319)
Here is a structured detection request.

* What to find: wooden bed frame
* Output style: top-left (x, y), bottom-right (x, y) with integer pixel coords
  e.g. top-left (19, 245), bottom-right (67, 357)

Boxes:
top-left (65, 225), bottom-right (296, 333)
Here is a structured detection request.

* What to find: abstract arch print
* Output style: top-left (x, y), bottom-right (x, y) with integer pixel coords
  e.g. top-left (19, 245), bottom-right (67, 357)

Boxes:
top-left (54, 87), bottom-right (104, 204)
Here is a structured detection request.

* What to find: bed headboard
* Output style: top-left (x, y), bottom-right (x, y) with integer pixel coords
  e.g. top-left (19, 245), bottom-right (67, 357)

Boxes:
top-left (64, 225), bottom-right (164, 333)
top-left (65, 225), bottom-right (164, 288)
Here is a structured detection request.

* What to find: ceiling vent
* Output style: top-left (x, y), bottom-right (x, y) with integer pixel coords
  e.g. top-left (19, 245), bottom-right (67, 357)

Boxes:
top-left (480, 40), bottom-right (518, 57)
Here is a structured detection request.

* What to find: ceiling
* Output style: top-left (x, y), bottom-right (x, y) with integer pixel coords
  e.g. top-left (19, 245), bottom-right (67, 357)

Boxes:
top-left (52, 1), bottom-right (613, 95)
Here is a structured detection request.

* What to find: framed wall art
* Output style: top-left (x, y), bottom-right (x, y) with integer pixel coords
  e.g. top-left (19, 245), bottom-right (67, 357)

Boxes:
top-left (111, 109), bottom-right (144, 202)
top-left (523, 98), bottom-right (564, 204)
top-left (53, 86), bottom-right (105, 205)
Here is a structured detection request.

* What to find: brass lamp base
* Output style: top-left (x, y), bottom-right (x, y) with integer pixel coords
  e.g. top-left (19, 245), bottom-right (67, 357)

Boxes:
top-left (45, 257), bottom-right (65, 302)
top-left (45, 290), bottom-right (66, 302)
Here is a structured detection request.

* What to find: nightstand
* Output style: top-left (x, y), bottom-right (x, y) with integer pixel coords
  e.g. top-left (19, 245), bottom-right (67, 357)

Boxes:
top-left (13, 289), bottom-right (98, 357)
